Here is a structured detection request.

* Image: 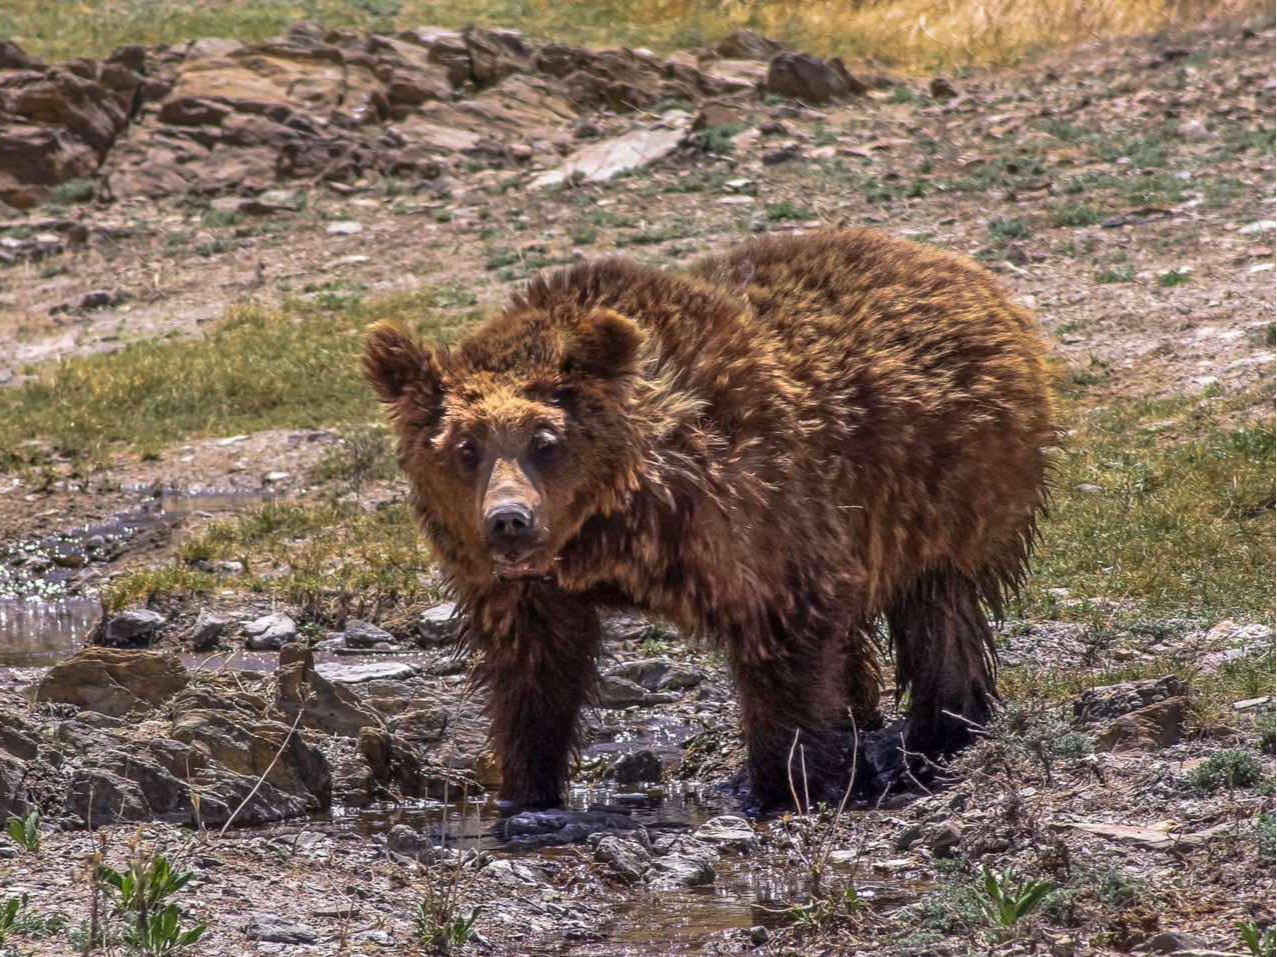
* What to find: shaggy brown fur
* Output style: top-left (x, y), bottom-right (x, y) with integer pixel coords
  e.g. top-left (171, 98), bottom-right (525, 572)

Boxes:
top-left (366, 229), bottom-right (1054, 809)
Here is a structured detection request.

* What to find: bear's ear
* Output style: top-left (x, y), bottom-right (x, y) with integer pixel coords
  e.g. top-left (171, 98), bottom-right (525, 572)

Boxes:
top-left (562, 309), bottom-right (644, 380)
top-left (364, 322), bottom-right (442, 403)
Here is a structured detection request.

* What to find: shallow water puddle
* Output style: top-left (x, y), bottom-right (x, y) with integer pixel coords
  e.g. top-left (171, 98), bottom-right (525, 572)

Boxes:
top-left (0, 488), bottom-right (275, 667)
top-left (0, 596), bottom-right (103, 668)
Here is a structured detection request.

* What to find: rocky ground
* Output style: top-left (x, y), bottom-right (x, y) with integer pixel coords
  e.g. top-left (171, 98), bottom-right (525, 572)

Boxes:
top-left (0, 14), bottom-right (1273, 957)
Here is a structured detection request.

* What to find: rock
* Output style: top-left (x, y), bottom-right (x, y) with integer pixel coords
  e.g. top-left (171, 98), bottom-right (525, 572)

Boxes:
top-left (326, 220), bottom-right (364, 235)
top-left (530, 116), bottom-right (690, 189)
top-left (0, 752), bottom-right (29, 820)
top-left (608, 749), bottom-right (662, 784)
top-left (315, 661), bottom-right (418, 684)
top-left (96, 608), bottom-right (166, 647)
top-left (647, 841), bottom-right (716, 888)
top-left (596, 674), bottom-right (670, 708)
top-left (714, 30), bottom-right (785, 61)
top-left (764, 52), bottom-right (865, 104)
top-left (594, 835), bottom-right (651, 884)
top-left (36, 648), bottom-right (188, 717)
top-left (692, 815), bottom-right (758, 854)
top-left (927, 822), bottom-right (962, 856)
top-left (242, 613), bottom-right (297, 650)
top-left (171, 709), bottom-right (331, 815)
top-left (485, 858), bottom-right (547, 886)
top-left (1074, 676), bottom-right (1187, 722)
top-left (344, 618), bottom-right (395, 648)
top-left (1096, 698), bottom-right (1186, 752)
top-left (276, 651), bottom-right (382, 738)
top-left (386, 824), bottom-right (438, 863)
top-left (0, 40), bottom-right (43, 70)
top-left (386, 709), bottom-right (448, 745)
top-left (501, 808), bottom-right (640, 850)
top-left (417, 601), bottom-right (459, 644)
top-left (463, 27), bottom-right (533, 87)
top-left (1141, 931), bottom-right (1207, 953)
top-left (929, 76), bottom-right (958, 99)
top-left (748, 925), bottom-right (769, 946)
top-left (762, 143), bottom-right (803, 165)
top-left (894, 822), bottom-right (924, 851)
top-left (245, 917), bottom-right (318, 945)
top-left (605, 658), bottom-right (702, 692)
top-left (64, 747), bottom-right (191, 825)
top-left (190, 611), bottom-right (227, 651)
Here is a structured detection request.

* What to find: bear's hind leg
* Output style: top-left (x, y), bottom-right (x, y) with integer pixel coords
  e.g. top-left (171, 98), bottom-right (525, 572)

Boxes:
top-left (468, 587), bottom-right (601, 808)
top-left (888, 568), bottom-right (996, 757)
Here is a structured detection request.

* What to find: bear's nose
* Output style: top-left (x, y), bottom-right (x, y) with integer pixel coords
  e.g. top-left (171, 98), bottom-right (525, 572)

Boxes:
top-left (485, 503), bottom-right (536, 547)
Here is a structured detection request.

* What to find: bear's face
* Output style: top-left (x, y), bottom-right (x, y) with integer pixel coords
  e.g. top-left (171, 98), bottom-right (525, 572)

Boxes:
top-left (365, 307), bottom-right (644, 582)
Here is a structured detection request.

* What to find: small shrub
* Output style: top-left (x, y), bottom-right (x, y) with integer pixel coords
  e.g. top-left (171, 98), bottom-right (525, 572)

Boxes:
top-left (1095, 265), bottom-right (1135, 284)
top-left (687, 124), bottom-right (743, 155)
top-left (1051, 203), bottom-right (1105, 227)
top-left (765, 201), bottom-right (814, 222)
top-left (1240, 921), bottom-right (1277, 957)
top-left (1186, 749), bottom-right (1264, 793)
top-left (0, 895), bottom-right (25, 944)
top-left (101, 852), bottom-right (206, 955)
top-left (6, 809), bottom-right (41, 853)
top-left (989, 217), bottom-right (1030, 242)
top-left (51, 178), bottom-right (97, 204)
top-left (1158, 269), bottom-right (1192, 288)
top-left (977, 866), bottom-right (1054, 928)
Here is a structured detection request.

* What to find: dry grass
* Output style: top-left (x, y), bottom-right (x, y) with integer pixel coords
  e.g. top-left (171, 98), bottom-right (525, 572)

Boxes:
top-left (2, 0), bottom-right (1268, 71)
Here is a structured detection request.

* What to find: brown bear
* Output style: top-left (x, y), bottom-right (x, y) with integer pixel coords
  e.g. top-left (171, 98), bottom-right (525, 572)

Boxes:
top-left (365, 229), bottom-right (1054, 810)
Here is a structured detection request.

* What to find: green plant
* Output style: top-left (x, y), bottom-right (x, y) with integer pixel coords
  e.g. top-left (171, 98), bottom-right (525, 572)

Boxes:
top-left (789, 885), bottom-right (863, 929)
top-left (1158, 269), bottom-right (1192, 288)
top-left (1187, 749), bottom-right (1264, 792)
top-left (977, 866), bottom-right (1054, 928)
top-left (51, 177), bottom-right (97, 204)
top-left (989, 217), bottom-right (1030, 242)
top-left (6, 809), bottom-right (41, 852)
top-left (687, 123), bottom-right (743, 155)
top-left (101, 852), bottom-right (206, 955)
top-left (1095, 265), bottom-right (1135, 284)
top-left (0, 895), bottom-right (24, 943)
top-left (765, 201), bottom-right (814, 222)
top-left (1051, 203), bottom-right (1106, 227)
top-left (1241, 921), bottom-right (1277, 957)
top-left (415, 900), bottom-right (480, 954)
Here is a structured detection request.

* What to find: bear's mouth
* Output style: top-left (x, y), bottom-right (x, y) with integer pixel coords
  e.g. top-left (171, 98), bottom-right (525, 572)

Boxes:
top-left (491, 551), bottom-right (554, 580)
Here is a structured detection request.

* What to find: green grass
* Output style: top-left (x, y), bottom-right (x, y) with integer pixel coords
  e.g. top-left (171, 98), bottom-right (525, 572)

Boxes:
top-left (106, 498), bottom-right (440, 618)
top-left (1022, 393), bottom-right (1275, 624)
top-left (1051, 203), bottom-right (1106, 227)
top-left (0, 292), bottom-right (477, 469)
top-left (1185, 749), bottom-right (1265, 793)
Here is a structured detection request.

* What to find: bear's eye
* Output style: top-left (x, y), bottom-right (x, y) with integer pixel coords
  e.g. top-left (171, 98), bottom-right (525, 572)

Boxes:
top-left (455, 439), bottom-right (481, 471)
top-left (530, 429), bottom-right (561, 466)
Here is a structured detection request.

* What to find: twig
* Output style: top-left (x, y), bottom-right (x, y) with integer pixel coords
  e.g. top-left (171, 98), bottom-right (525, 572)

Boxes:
top-left (218, 708), bottom-right (305, 837)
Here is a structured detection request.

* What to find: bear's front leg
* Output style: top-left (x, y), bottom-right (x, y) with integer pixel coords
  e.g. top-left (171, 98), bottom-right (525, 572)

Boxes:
top-left (466, 583), bottom-right (601, 807)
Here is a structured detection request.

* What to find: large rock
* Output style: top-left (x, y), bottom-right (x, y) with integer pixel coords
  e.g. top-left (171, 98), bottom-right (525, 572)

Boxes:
top-left (714, 30), bottom-right (786, 61)
top-left (530, 114), bottom-right (688, 189)
top-left (1074, 676), bottom-right (1188, 723)
top-left (242, 613), bottom-right (297, 650)
top-left (692, 815), bottom-right (758, 854)
top-left (170, 708), bottom-right (331, 814)
top-left (606, 658), bottom-right (703, 692)
top-left (1096, 697), bottom-right (1187, 752)
top-left (36, 648), bottom-right (188, 717)
top-left (595, 834), bottom-right (651, 884)
top-left (95, 608), bottom-right (166, 647)
top-left (764, 52), bottom-right (866, 103)
top-left (276, 648), bottom-right (382, 738)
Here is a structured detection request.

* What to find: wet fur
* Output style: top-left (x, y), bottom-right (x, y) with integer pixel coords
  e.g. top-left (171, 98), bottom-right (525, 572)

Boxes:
top-left (367, 229), bottom-right (1055, 809)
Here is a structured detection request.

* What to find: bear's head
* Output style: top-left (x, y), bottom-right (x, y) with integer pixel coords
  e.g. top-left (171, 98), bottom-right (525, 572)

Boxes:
top-left (365, 306), bottom-right (645, 583)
